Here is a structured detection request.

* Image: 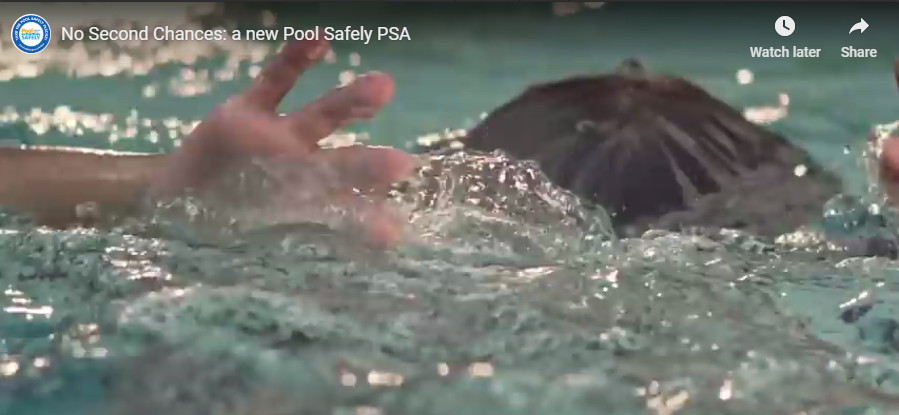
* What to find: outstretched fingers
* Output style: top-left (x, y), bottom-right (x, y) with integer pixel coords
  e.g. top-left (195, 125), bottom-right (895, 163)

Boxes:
top-left (315, 145), bottom-right (417, 193)
top-left (304, 146), bottom-right (416, 246)
top-left (286, 72), bottom-right (396, 149)
top-left (241, 34), bottom-right (330, 111)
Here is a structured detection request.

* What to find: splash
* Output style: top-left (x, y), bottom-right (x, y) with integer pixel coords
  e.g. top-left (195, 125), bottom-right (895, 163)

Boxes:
top-left (1, 151), bottom-right (899, 415)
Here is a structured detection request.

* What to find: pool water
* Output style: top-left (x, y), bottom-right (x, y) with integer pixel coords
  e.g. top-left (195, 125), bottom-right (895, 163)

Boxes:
top-left (3, 3), bottom-right (899, 415)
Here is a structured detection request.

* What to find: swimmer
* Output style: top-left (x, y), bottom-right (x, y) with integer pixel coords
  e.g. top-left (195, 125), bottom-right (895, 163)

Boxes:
top-left (420, 59), bottom-right (899, 241)
top-left (1, 37), bottom-right (899, 248)
top-left (0, 35), bottom-right (416, 247)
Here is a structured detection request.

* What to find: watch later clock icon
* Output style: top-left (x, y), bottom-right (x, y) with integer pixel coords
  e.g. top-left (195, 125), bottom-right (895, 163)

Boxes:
top-left (776, 16), bottom-right (795, 36)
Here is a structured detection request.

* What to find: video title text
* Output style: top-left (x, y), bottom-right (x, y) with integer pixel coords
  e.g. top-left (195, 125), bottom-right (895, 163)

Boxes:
top-left (61, 25), bottom-right (411, 44)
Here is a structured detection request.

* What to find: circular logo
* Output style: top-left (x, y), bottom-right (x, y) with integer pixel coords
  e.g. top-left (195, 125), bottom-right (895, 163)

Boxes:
top-left (11, 14), bottom-right (51, 54)
top-left (775, 16), bottom-right (795, 37)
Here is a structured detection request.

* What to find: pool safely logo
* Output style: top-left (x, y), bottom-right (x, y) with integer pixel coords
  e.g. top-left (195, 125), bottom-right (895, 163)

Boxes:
top-left (11, 14), bottom-right (51, 54)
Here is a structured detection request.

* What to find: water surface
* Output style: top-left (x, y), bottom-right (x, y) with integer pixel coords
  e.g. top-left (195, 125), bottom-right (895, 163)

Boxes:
top-left (2, 3), bottom-right (899, 415)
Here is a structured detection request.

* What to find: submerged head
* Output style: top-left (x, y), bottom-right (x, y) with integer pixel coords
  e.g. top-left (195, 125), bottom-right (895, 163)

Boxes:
top-left (424, 60), bottom-right (842, 237)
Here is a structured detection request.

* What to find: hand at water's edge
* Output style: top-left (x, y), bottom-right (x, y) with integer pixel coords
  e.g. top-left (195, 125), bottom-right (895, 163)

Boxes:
top-left (881, 58), bottom-right (899, 205)
top-left (881, 138), bottom-right (899, 204)
top-left (147, 33), bottom-right (417, 247)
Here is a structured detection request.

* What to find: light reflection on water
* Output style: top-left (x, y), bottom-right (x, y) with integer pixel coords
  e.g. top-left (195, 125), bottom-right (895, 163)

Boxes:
top-left (0, 3), bottom-right (791, 152)
top-left (0, 3), bottom-right (377, 151)
top-left (0, 3), bottom-right (899, 415)
top-left (0, 148), bottom-right (898, 414)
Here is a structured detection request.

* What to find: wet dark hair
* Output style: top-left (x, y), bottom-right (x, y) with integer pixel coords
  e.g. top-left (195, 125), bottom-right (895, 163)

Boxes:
top-left (420, 60), bottom-right (842, 237)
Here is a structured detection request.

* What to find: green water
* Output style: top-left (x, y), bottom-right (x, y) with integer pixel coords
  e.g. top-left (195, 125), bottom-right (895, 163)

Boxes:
top-left (3, 3), bottom-right (899, 415)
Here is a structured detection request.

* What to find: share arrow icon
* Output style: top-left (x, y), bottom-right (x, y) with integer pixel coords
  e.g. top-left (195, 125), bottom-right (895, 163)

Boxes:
top-left (849, 18), bottom-right (869, 34)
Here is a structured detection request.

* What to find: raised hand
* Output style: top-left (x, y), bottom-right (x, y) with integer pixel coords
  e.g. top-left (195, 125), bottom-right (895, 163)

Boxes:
top-left (149, 33), bottom-right (416, 246)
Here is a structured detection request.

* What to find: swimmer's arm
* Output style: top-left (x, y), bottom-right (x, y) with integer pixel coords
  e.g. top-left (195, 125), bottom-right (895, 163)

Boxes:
top-left (0, 147), bottom-right (168, 227)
